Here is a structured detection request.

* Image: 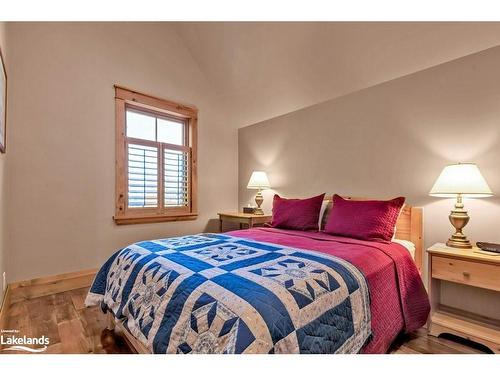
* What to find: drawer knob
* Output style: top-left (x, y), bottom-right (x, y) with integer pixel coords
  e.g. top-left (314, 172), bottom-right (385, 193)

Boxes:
top-left (463, 271), bottom-right (470, 277)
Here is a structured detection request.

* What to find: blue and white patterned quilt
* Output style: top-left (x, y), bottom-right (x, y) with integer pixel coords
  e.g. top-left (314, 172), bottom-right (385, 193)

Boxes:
top-left (86, 234), bottom-right (371, 354)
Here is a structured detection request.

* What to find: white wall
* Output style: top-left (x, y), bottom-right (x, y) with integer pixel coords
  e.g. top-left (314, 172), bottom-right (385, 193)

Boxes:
top-left (239, 46), bottom-right (500, 318)
top-left (176, 22), bottom-right (500, 129)
top-left (5, 23), bottom-right (238, 282)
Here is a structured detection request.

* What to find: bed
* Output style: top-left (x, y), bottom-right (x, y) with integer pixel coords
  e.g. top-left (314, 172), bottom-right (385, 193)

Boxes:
top-left (86, 198), bottom-right (430, 354)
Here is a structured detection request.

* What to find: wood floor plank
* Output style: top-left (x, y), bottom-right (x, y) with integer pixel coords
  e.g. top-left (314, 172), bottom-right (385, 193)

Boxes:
top-left (4, 302), bottom-right (31, 335)
top-left (1, 286), bottom-right (492, 354)
top-left (54, 291), bottom-right (78, 323)
top-left (70, 287), bottom-right (88, 311)
top-left (26, 294), bottom-right (61, 346)
top-left (43, 342), bottom-right (64, 354)
top-left (392, 346), bottom-right (421, 354)
top-left (6, 300), bottom-right (26, 317)
top-left (2, 302), bottom-right (37, 353)
top-left (4, 312), bottom-right (31, 339)
top-left (426, 334), bottom-right (489, 354)
top-left (404, 336), bottom-right (464, 354)
top-left (78, 305), bottom-right (109, 354)
top-left (58, 318), bottom-right (92, 354)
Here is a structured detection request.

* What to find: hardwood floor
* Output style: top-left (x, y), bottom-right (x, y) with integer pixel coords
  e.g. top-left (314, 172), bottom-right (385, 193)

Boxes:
top-left (0, 287), bottom-right (492, 354)
top-left (1, 287), bottom-right (132, 354)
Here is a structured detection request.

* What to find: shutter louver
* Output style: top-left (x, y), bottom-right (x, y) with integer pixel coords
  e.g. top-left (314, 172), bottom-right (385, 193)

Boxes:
top-left (164, 148), bottom-right (189, 207)
top-left (128, 143), bottom-right (158, 208)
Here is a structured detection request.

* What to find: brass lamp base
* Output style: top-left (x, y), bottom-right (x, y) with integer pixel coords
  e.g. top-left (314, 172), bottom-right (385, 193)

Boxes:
top-left (446, 194), bottom-right (472, 249)
top-left (254, 189), bottom-right (264, 215)
top-left (446, 235), bottom-right (472, 249)
top-left (253, 207), bottom-right (264, 215)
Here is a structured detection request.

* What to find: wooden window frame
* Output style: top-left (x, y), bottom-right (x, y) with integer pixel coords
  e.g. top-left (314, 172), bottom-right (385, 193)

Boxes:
top-left (114, 85), bottom-right (198, 225)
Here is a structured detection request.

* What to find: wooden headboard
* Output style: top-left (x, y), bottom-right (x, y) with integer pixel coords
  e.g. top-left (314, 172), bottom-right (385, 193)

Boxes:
top-left (321, 196), bottom-right (423, 272)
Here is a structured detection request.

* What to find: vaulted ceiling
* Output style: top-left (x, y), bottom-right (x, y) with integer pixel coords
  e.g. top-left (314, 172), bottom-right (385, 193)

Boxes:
top-left (173, 22), bottom-right (500, 128)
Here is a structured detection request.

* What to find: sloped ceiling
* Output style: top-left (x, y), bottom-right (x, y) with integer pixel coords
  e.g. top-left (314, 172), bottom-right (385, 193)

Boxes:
top-left (174, 22), bottom-right (500, 128)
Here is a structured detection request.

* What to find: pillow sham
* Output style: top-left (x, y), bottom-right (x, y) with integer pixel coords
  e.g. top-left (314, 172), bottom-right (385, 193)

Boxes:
top-left (324, 194), bottom-right (405, 241)
top-left (271, 193), bottom-right (325, 231)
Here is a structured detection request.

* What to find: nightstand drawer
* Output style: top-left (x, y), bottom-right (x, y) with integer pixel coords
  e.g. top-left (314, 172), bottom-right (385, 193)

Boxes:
top-left (432, 255), bottom-right (500, 291)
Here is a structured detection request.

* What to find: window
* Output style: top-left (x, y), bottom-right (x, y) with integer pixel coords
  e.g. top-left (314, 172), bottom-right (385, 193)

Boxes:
top-left (114, 86), bottom-right (198, 224)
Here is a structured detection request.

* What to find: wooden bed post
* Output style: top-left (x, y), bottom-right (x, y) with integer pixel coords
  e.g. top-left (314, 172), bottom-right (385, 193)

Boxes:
top-left (107, 313), bottom-right (116, 330)
top-left (410, 207), bottom-right (424, 273)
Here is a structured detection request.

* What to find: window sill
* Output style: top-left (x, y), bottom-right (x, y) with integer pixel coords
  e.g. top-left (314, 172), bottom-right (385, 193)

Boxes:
top-left (113, 213), bottom-right (198, 225)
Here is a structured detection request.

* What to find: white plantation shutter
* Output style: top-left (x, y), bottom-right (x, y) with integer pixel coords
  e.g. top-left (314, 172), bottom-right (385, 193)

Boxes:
top-left (127, 143), bottom-right (158, 208)
top-left (164, 148), bottom-right (189, 207)
top-left (115, 86), bottom-right (197, 224)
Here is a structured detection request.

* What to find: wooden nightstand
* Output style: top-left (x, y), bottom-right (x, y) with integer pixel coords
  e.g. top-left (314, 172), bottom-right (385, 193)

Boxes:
top-left (427, 243), bottom-right (500, 353)
top-left (217, 212), bottom-right (272, 232)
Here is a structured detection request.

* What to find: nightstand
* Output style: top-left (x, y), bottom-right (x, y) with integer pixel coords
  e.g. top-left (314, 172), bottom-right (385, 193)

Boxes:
top-left (427, 243), bottom-right (500, 353)
top-left (217, 212), bottom-right (272, 232)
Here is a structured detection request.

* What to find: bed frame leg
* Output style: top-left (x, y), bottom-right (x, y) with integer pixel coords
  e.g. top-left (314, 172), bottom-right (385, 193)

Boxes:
top-left (101, 313), bottom-right (123, 353)
top-left (106, 313), bottom-right (116, 330)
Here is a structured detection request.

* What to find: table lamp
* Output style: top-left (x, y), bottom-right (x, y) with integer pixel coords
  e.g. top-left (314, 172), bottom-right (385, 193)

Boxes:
top-left (429, 163), bottom-right (493, 249)
top-left (247, 171), bottom-right (271, 215)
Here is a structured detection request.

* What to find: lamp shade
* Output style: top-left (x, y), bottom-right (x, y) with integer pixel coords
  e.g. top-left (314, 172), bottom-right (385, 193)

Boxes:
top-left (429, 163), bottom-right (493, 198)
top-left (247, 171), bottom-right (271, 190)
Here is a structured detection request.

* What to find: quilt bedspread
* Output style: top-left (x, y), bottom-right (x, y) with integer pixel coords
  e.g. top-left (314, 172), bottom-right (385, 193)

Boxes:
top-left (86, 234), bottom-right (371, 354)
top-left (229, 228), bottom-right (430, 353)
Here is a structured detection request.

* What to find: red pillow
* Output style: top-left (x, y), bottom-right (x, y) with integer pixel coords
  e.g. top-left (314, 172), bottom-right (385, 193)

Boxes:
top-left (324, 195), bottom-right (405, 241)
top-left (271, 193), bottom-right (325, 231)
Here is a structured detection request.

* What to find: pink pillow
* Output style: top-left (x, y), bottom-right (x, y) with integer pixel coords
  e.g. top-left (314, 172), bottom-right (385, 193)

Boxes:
top-left (271, 193), bottom-right (325, 231)
top-left (324, 195), bottom-right (405, 241)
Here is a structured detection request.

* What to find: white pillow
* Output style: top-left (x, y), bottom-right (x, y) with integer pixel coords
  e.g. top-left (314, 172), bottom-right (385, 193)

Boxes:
top-left (318, 200), bottom-right (330, 230)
